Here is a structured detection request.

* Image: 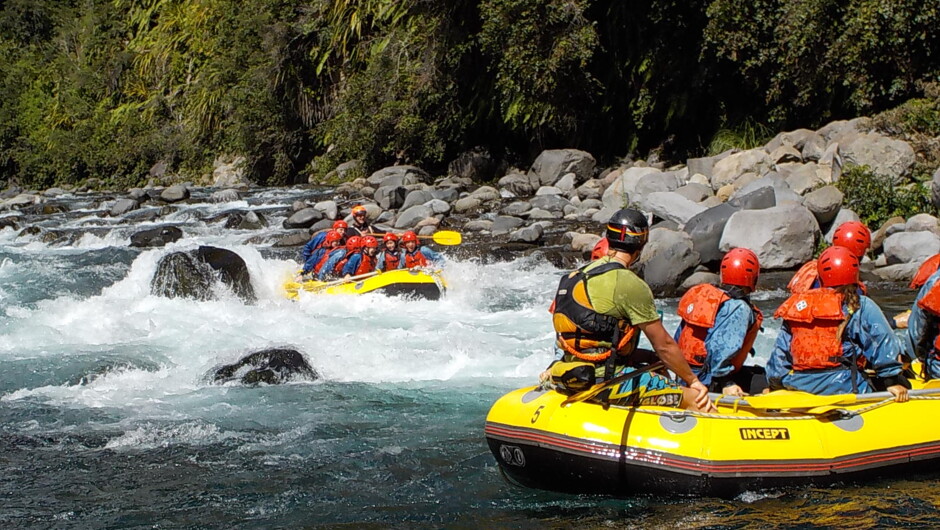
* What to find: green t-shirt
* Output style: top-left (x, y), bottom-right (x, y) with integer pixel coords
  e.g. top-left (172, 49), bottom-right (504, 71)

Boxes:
top-left (582, 257), bottom-right (660, 326)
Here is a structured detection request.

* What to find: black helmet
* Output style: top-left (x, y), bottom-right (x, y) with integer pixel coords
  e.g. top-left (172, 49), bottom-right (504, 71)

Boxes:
top-left (606, 208), bottom-right (649, 253)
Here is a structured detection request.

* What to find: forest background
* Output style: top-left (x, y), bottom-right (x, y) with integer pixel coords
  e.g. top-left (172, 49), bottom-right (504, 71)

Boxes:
top-left (1, 0), bottom-right (939, 199)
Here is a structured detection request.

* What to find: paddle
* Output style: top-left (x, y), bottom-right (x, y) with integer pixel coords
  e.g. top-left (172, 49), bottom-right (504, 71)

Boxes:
top-left (728, 390), bottom-right (857, 410)
top-left (561, 361), bottom-right (665, 407)
top-left (285, 271), bottom-right (381, 294)
top-left (419, 230), bottom-right (462, 246)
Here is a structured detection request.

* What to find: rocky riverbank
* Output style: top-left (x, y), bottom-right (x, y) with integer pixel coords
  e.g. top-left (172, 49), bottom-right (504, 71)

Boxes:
top-left (2, 116), bottom-right (939, 295)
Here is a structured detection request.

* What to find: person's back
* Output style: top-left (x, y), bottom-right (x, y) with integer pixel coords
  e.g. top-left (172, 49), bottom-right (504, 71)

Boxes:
top-left (673, 248), bottom-right (763, 396)
top-left (787, 221), bottom-right (871, 294)
top-left (906, 266), bottom-right (940, 378)
top-left (768, 246), bottom-right (908, 400)
top-left (341, 235), bottom-right (379, 277)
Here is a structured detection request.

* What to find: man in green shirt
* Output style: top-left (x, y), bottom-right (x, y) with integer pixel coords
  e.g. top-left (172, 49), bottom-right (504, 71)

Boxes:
top-left (548, 208), bottom-right (714, 412)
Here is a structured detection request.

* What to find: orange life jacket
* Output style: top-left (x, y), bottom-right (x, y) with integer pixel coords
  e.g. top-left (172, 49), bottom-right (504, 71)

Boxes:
top-left (405, 250), bottom-right (428, 268)
top-left (676, 284), bottom-right (763, 370)
top-left (787, 260), bottom-right (818, 294)
top-left (774, 289), bottom-right (850, 370)
top-left (312, 247), bottom-right (336, 274)
top-left (551, 261), bottom-right (638, 362)
top-left (381, 250), bottom-right (403, 271)
top-left (333, 249), bottom-right (357, 275)
top-left (355, 253), bottom-right (377, 275)
top-left (911, 254), bottom-right (940, 290)
top-left (916, 281), bottom-right (940, 353)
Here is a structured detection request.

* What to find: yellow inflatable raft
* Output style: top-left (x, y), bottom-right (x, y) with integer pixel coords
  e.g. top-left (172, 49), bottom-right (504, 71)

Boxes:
top-left (486, 383), bottom-right (940, 497)
top-left (284, 269), bottom-right (446, 300)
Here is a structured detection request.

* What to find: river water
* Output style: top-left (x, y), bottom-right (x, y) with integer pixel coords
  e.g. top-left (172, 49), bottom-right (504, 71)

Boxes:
top-left (0, 187), bottom-right (937, 528)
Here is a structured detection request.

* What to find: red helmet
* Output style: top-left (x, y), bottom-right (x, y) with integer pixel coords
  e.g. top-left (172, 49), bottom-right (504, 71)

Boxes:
top-left (383, 232), bottom-right (399, 243)
top-left (590, 238), bottom-right (609, 260)
top-left (346, 236), bottom-right (362, 252)
top-left (325, 230), bottom-right (343, 245)
top-left (720, 248), bottom-right (760, 290)
top-left (351, 205), bottom-right (368, 216)
top-left (832, 221), bottom-right (871, 258)
top-left (401, 231), bottom-right (419, 244)
top-left (333, 220), bottom-right (348, 230)
top-left (362, 235), bottom-right (379, 248)
top-left (817, 246), bottom-right (859, 287)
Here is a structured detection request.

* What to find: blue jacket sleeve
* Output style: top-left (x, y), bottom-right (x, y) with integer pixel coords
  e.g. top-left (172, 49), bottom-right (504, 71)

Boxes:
top-left (767, 323), bottom-right (793, 389)
top-left (420, 246), bottom-right (444, 265)
top-left (301, 248), bottom-right (325, 275)
top-left (908, 272), bottom-right (940, 360)
top-left (849, 297), bottom-right (902, 379)
top-left (301, 233), bottom-right (325, 263)
top-left (317, 249), bottom-right (346, 280)
top-left (704, 300), bottom-right (753, 383)
top-left (341, 254), bottom-right (361, 276)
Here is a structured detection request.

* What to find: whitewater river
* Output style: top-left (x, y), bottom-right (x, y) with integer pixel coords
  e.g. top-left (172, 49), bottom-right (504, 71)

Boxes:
top-left (1, 187), bottom-right (938, 528)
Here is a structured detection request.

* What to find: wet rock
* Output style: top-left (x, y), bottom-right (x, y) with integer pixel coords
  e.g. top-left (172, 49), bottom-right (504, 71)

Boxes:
top-left (283, 208), bottom-right (324, 229)
top-left (130, 226), bottom-right (183, 248)
top-left (210, 189), bottom-right (240, 203)
top-left (274, 232), bottom-right (310, 247)
top-left (313, 200), bottom-right (338, 220)
top-left (210, 348), bottom-right (318, 385)
top-left (508, 224), bottom-right (543, 243)
top-left (224, 211), bottom-right (267, 231)
top-left (501, 201), bottom-right (532, 216)
top-left (491, 216), bottom-right (525, 236)
top-left (110, 198), bottom-right (140, 217)
top-left (463, 219), bottom-right (493, 232)
top-left (151, 246), bottom-right (255, 303)
top-left (160, 184), bottom-right (190, 203)
top-left (0, 217), bottom-right (20, 230)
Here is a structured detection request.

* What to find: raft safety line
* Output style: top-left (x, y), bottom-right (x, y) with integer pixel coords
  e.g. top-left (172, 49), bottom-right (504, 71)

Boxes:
top-left (627, 395), bottom-right (937, 421)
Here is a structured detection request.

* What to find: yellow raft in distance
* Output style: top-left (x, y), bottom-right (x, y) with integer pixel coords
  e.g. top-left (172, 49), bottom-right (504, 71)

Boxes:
top-left (283, 269), bottom-right (446, 300)
top-left (486, 383), bottom-right (940, 498)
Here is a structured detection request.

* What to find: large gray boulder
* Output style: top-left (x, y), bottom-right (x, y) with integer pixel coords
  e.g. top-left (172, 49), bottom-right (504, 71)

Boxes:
top-left (374, 185), bottom-right (407, 210)
top-left (683, 187), bottom-right (776, 264)
top-left (710, 149), bottom-right (773, 190)
top-left (492, 215), bottom-right (526, 235)
top-left (283, 208), bottom-right (324, 229)
top-left (498, 173), bottom-right (535, 196)
top-left (674, 183), bottom-right (713, 203)
top-left (634, 171), bottom-right (683, 197)
top-left (823, 209), bottom-right (861, 244)
top-left (783, 162), bottom-right (828, 194)
top-left (601, 167), bottom-right (660, 209)
top-left (528, 149), bottom-right (596, 188)
top-left (802, 185), bottom-right (843, 225)
top-left (508, 224), bottom-right (543, 243)
top-left (720, 205), bottom-right (820, 269)
top-left (160, 184), bottom-right (190, 203)
top-left (530, 194), bottom-right (570, 213)
top-left (313, 200), bottom-right (338, 220)
top-left (401, 190), bottom-right (433, 212)
top-left (841, 132), bottom-right (916, 184)
top-left (686, 150), bottom-right (735, 181)
top-left (151, 246), bottom-right (255, 303)
top-left (367, 165), bottom-right (431, 188)
top-left (638, 228), bottom-right (700, 296)
top-left (394, 205), bottom-right (433, 228)
top-left (110, 198), bottom-right (140, 217)
top-left (883, 231), bottom-right (940, 264)
top-left (642, 192), bottom-right (706, 226)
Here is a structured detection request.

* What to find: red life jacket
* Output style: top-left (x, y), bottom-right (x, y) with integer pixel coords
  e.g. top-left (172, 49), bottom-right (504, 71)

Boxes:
top-left (787, 260), bottom-right (818, 294)
top-left (916, 281), bottom-right (940, 354)
top-left (382, 251), bottom-right (402, 270)
top-left (774, 289), bottom-right (848, 370)
top-left (355, 253), bottom-right (377, 275)
top-left (911, 254), bottom-right (940, 289)
top-left (405, 249), bottom-right (428, 268)
top-left (676, 284), bottom-right (764, 370)
top-left (551, 261), bottom-right (638, 362)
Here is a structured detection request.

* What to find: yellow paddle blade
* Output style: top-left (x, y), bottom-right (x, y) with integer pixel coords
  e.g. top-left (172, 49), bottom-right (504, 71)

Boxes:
top-left (431, 230), bottom-right (462, 246)
top-left (744, 390), bottom-right (856, 410)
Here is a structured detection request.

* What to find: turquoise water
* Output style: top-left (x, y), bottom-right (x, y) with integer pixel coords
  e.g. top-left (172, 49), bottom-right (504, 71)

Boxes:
top-left (1, 192), bottom-right (938, 527)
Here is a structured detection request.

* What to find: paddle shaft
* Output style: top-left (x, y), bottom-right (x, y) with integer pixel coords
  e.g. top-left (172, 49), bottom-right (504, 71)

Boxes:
top-left (561, 361), bottom-right (666, 406)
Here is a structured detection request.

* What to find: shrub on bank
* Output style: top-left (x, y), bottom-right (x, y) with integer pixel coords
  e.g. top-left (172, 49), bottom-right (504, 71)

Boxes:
top-left (836, 165), bottom-right (933, 228)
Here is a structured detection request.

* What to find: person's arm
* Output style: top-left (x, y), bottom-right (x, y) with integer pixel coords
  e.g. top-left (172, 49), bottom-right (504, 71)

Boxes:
top-left (705, 302), bottom-right (752, 394)
top-left (766, 324), bottom-right (793, 391)
top-left (855, 299), bottom-right (909, 401)
top-left (341, 254), bottom-right (361, 277)
top-left (421, 246), bottom-right (444, 265)
top-left (317, 251), bottom-right (342, 281)
top-left (637, 319), bottom-right (710, 410)
top-left (375, 252), bottom-right (386, 272)
top-left (301, 249), bottom-right (322, 275)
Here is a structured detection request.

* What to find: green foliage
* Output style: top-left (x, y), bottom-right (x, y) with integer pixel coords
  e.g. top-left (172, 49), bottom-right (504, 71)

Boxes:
top-left (707, 119), bottom-right (774, 155)
top-left (836, 165), bottom-right (934, 228)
